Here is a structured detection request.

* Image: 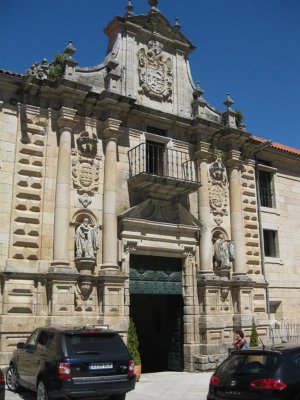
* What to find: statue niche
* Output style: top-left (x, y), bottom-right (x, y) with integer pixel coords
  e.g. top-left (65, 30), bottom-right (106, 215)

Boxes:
top-left (75, 216), bottom-right (99, 273)
top-left (213, 232), bottom-right (235, 278)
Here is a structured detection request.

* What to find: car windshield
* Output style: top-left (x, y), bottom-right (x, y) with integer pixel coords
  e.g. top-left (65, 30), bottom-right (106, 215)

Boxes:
top-left (217, 353), bottom-right (280, 375)
top-left (64, 333), bottom-right (128, 357)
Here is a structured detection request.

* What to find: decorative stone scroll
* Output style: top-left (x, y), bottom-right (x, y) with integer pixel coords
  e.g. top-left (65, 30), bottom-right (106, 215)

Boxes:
top-left (209, 151), bottom-right (228, 226)
top-left (138, 40), bottom-right (173, 102)
top-left (74, 280), bottom-right (94, 312)
top-left (79, 192), bottom-right (92, 208)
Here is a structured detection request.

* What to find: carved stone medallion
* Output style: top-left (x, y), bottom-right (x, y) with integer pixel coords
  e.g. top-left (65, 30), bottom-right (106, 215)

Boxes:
top-left (138, 41), bottom-right (173, 102)
top-left (72, 158), bottom-right (100, 193)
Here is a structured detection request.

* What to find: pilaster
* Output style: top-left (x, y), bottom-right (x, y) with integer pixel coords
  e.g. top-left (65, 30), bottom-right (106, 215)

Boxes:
top-left (226, 151), bottom-right (247, 279)
top-left (101, 118), bottom-right (122, 270)
top-left (51, 107), bottom-right (77, 271)
top-left (194, 142), bottom-right (214, 275)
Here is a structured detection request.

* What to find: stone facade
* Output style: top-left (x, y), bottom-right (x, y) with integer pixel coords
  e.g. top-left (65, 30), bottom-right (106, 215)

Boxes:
top-left (0, 1), bottom-right (300, 371)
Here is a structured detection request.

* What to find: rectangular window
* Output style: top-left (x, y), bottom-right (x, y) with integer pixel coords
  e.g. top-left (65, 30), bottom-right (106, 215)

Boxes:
top-left (146, 126), bottom-right (166, 136)
top-left (263, 229), bottom-right (278, 257)
top-left (259, 170), bottom-right (273, 207)
top-left (64, 333), bottom-right (128, 357)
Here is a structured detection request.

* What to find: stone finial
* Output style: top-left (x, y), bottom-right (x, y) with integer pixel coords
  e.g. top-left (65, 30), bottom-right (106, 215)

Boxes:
top-left (148, 0), bottom-right (159, 11)
top-left (222, 93), bottom-right (237, 128)
top-left (194, 81), bottom-right (205, 98)
top-left (126, 0), bottom-right (134, 14)
top-left (174, 17), bottom-right (181, 30)
top-left (223, 93), bottom-right (234, 110)
top-left (64, 41), bottom-right (76, 60)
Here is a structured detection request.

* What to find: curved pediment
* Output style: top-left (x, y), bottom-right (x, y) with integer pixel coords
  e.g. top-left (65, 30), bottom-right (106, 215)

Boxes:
top-left (105, 10), bottom-right (195, 55)
top-left (119, 199), bottom-right (201, 227)
top-left (124, 13), bottom-right (195, 52)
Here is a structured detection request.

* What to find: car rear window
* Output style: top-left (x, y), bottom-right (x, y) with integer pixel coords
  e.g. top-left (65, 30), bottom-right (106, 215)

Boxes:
top-left (64, 333), bottom-right (129, 357)
top-left (217, 353), bottom-right (280, 375)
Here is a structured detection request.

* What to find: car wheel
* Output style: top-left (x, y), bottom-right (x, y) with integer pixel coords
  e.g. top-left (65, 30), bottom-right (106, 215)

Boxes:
top-left (110, 395), bottom-right (126, 400)
top-left (37, 381), bottom-right (49, 400)
top-left (6, 365), bottom-right (20, 392)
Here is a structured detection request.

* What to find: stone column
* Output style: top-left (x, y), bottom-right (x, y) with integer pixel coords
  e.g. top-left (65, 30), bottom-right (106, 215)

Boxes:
top-left (227, 151), bottom-right (246, 277)
top-left (52, 107), bottom-right (76, 269)
top-left (101, 118), bottom-right (121, 270)
top-left (195, 142), bottom-right (213, 274)
top-left (183, 252), bottom-right (200, 371)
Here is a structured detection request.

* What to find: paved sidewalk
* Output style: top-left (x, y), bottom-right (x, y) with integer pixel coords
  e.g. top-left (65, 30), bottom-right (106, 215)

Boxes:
top-left (127, 371), bottom-right (211, 400)
top-left (5, 371), bottom-right (211, 400)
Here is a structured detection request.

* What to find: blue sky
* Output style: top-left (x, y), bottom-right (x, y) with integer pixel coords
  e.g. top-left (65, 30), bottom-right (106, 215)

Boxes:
top-left (1, 0), bottom-right (299, 148)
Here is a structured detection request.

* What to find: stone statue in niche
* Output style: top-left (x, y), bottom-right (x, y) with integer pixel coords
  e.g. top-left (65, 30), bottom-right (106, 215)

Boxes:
top-left (213, 233), bottom-right (235, 277)
top-left (75, 218), bottom-right (99, 258)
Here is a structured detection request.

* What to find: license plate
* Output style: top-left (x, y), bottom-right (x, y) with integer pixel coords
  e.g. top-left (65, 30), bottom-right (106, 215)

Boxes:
top-left (89, 362), bottom-right (113, 370)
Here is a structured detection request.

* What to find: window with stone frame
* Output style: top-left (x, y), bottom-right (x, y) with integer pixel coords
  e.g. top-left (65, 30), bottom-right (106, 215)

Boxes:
top-left (263, 229), bottom-right (279, 257)
top-left (257, 162), bottom-right (277, 208)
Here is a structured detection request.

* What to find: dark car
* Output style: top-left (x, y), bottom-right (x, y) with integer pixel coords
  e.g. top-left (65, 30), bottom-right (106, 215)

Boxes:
top-left (207, 344), bottom-right (300, 400)
top-left (6, 326), bottom-right (136, 400)
top-left (0, 368), bottom-right (4, 400)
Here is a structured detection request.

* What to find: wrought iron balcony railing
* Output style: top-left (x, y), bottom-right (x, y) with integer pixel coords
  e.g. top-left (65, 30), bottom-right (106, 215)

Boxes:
top-left (128, 142), bottom-right (199, 183)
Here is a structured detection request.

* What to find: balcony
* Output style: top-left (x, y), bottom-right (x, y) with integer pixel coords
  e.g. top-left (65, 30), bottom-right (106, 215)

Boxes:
top-left (128, 142), bottom-right (200, 200)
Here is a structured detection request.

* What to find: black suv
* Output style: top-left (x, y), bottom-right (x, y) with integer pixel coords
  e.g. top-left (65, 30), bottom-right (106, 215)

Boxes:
top-left (6, 326), bottom-right (136, 400)
top-left (207, 344), bottom-right (300, 400)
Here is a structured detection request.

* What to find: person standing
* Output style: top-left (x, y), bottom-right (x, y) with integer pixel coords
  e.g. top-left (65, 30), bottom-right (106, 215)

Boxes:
top-left (232, 329), bottom-right (248, 350)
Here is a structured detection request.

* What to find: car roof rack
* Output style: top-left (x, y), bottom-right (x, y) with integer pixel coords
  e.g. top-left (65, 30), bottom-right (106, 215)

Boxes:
top-left (73, 325), bottom-right (110, 330)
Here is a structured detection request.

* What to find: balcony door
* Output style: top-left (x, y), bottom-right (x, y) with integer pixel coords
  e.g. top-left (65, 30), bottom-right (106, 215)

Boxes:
top-left (146, 140), bottom-right (165, 176)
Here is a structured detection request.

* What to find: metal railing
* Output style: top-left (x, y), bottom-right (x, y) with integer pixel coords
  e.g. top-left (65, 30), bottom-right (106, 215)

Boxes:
top-left (269, 321), bottom-right (300, 344)
top-left (128, 142), bottom-right (199, 182)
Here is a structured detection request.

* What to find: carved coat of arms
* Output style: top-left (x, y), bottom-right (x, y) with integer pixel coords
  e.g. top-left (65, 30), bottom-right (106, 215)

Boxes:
top-left (138, 40), bottom-right (173, 102)
top-left (209, 152), bottom-right (228, 225)
top-left (72, 131), bottom-right (101, 194)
